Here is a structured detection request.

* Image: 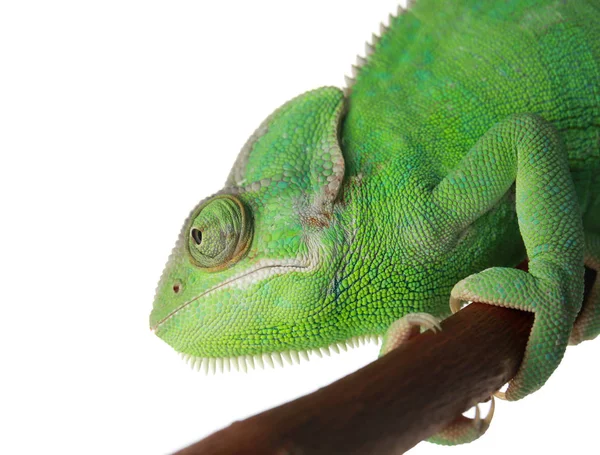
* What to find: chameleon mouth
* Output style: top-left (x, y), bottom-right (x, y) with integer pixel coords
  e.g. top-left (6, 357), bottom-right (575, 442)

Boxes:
top-left (151, 259), bottom-right (310, 331)
top-left (178, 334), bottom-right (383, 374)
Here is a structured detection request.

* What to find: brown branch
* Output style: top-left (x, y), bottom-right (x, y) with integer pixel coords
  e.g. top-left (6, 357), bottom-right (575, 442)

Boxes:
top-left (174, 303), bottom-right (534, 455)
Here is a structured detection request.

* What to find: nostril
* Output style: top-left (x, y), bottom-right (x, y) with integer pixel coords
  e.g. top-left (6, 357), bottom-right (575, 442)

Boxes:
top-left (173, 283), bottom-right (181, 294)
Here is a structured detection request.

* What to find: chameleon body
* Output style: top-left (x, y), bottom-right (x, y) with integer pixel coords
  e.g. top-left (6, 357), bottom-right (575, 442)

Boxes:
top-left (151, 0), bottom-right (600, 444)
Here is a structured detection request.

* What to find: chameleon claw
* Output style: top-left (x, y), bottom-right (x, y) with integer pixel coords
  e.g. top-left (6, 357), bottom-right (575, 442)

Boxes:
top-left (396, 313), bottom-right (442, 333)
top-left (380, 312), bottom-right (442, 356)
top-left (449, 296), bottom-right (461, 314)
top-left (428, 396), bottom-right (495, 446)
top-left (493, 389), bottom-right (507, 400)
top-left (449, 294), bottom-right (470, 314)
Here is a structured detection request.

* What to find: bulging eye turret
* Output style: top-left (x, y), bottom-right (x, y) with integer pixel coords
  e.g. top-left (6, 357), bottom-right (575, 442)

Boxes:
top-left (187, 195), bottom-right (252, 271)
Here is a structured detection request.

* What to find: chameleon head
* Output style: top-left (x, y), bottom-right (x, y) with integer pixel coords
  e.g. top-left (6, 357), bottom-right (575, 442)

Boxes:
top-left (149, 87), bottom-right (354, 368)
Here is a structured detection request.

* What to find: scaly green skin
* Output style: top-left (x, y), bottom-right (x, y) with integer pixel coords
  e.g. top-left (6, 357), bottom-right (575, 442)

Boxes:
top-left (151, 0), bottom-right (600, 445)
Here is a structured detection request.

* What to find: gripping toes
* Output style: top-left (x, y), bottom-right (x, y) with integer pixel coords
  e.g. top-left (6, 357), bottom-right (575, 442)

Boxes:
top-left (379, 313), bottom-right (442, 356)
top-left (381, 313), bottom-right (493, 445)
top-left (570, 233), bottom-right (600, 345)
top-left (427, 398), bottom-right (495, 446)
top-left (451, 266), bottom-right (580, 401)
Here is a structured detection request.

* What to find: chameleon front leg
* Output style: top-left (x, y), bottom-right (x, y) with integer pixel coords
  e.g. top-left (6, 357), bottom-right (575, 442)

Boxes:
top-left (380, 314), bottom-right (494, 445)
top-left (570, 232), bottom-right (600, 344)
top-left (432, 114), bottom-right (585, 401)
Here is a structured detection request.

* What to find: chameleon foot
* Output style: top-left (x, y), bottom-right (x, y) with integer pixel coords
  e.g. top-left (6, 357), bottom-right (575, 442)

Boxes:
top-left (450, 265), bottom-right (581, 401)
top-left (428, 397), bottom-right (495, 446)
top-left (433, 114), bottom-right (585, 401)
top-left (570, 233), bottom-right (600, 345)
top-left (379, 313), bottom-right (441, 356)
top-left (380, 313), bottom-right (493, 445)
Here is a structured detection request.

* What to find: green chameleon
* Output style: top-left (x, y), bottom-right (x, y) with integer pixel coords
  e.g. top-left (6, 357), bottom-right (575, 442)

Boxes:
top-left (150, 0), bottom-right (600, 445)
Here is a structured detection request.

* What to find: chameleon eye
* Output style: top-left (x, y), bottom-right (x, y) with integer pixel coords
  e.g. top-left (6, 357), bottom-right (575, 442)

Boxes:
top-left (187, 195), bottom-right (253, 271)
top-left (191, 228), bottom-right (203, 245)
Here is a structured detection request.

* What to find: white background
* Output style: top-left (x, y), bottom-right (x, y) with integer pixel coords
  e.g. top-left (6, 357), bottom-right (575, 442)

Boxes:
top-left (1, 1), bottom-right (598, 454)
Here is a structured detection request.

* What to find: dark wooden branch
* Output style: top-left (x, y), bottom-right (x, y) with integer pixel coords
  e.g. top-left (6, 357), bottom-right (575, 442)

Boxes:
top-left (174, 303), bottom-right (534, 455)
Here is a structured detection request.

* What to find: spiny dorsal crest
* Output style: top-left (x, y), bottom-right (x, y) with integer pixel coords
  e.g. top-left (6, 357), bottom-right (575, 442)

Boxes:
top-left (344, 3), bottom-right (412, 96)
